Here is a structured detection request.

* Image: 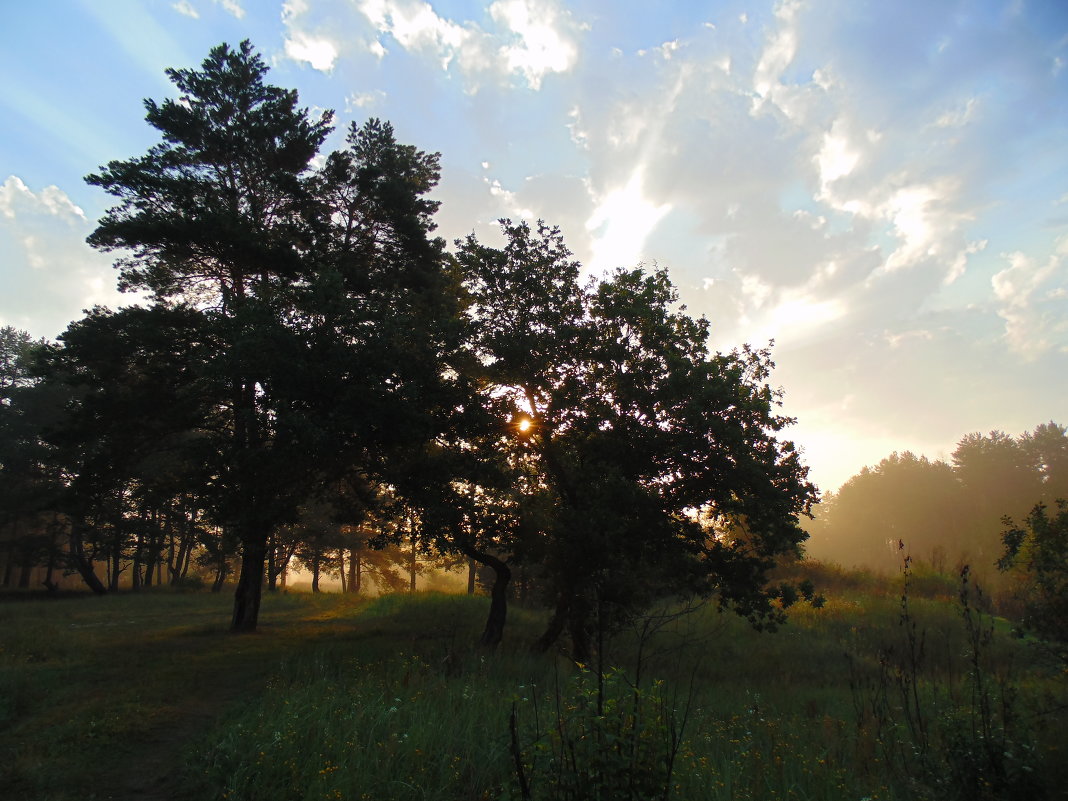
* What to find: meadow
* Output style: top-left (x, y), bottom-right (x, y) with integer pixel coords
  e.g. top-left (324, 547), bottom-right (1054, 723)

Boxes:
top-left (0, 565), bottom-right (1064, 801)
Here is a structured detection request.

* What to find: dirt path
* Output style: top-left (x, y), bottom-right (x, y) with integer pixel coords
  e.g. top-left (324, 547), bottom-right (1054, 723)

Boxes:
top-left (72, 631), bottom-right (277, 801)
top-left (101, 645), bottom-right (278, 801)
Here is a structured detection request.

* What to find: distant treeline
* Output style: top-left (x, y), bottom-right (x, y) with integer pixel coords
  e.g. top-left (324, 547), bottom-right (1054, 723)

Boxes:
top-left (804, 422), bottom-right (1068, 575)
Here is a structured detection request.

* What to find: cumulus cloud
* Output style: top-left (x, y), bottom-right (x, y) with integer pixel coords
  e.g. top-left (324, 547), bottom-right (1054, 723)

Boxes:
top-left (355, 0), bottom-right (584, 89)
top-left (284, 31), bottom-right (339, 71)
top-left (490, 0), bottom-right (581, 89)
top-left (281, 0), bottom-right (341, 72)
top-left (991, 240), bottom-right (1068, 357)
top-left (0, 177), bottom-right (128, 339)
top-left (512, 0), bottom-right (1068, 492)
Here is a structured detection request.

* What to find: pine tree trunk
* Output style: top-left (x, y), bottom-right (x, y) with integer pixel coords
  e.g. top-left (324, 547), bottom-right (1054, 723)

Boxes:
top-left (69, 520), bottom-right (107, 595)
top-left (3, 518), bottom-right (19, 588)
top-left (347, 547), bottom-right (358, 593)
top-left (2, 541), bottom-right (14, 587)
top-left (17, 560), bottom-right (32, 589)
top-left (231, 534), bottom-right (267, 632)
top-left (212, 564), bottom-right (227, 592)
top-left (409, 533), bottom-right (417, 593)
top-left (267, 538), bottom-right (278, 592)
top-left (108, 548), bottom-right (122, 592)
top-left (131, 532), bottom-right (144, 590)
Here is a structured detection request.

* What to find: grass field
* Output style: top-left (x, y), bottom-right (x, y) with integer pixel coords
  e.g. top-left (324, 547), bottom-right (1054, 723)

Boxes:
top-left (1, 569), bottom-right (1065, 800)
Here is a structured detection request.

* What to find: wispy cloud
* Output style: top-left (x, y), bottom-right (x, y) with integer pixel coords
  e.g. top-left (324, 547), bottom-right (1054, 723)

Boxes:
top-left (172, 1), bottom-right (199, 19)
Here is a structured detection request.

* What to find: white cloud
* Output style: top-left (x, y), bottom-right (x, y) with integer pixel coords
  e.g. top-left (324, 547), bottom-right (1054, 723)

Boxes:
top-left (346, 90), bottom-right (386, 110)
top-left (284, 32), bottom-right (339, 72)
top-left (753, 0), bottom-right (801, 102)
top-left (356, 0), bottom-right (583, 89)
top-left (359, 0), bottom-right (473, 70)
top-left (585, 168), bottom-right (671, 274)
top-left (0, 177), bottom-right (127, 338)
top-left (816, 119), bottom-right (859, 188)
top-left (485, 178), bottom-right (534, 220)
top-left (212, 0), bottom-right (244, 19)
top-left (490, 0), bottom-right (580, 89)
top-left (655, 39), bottom-right (681, 60)
top-left (281, 0), bottom-right (307, 20)
top-left (991, 242), bottom-right (1068, 357)
top-left (934, 97), bottom-right (979, 128)
top-left (172, 1), bottom-right (199, 19)
top-left (281, 0), bottom-right (350, 73)
top-left (0, 177), bottom-right (85, 221)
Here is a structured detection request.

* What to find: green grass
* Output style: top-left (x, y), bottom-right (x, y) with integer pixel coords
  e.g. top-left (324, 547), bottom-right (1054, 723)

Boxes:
top-left (0, 578), bottom-right (1064, 801)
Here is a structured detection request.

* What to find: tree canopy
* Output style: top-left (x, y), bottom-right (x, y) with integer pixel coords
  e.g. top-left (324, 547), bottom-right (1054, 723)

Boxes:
top-left (451, 220), bottom-right (818, 657)
top-left (7, 41), bottom-right (825, 654)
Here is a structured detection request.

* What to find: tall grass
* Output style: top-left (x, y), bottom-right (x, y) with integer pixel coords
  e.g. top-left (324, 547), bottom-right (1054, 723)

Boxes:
top-left (188, 583), bottom-right (1065, 801)
top-left (1, 576), bottom-right (1064, 801)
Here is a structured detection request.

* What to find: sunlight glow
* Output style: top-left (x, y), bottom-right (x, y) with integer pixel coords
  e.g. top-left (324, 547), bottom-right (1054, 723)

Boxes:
top-left (586, 168), bottom-right (671, 274)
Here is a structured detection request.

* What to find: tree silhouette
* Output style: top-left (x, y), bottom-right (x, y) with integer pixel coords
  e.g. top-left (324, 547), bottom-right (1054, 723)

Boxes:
top-left (456, 220), bottom-right (818, 659)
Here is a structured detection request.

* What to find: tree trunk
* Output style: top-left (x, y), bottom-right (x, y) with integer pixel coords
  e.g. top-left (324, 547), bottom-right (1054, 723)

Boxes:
top-left (169, 523), bottom-right (194, 586)
top-left (42, 532), bottom-right (58, 593)
top-left (231, 534), bottom-right (267, 632)
top-left (462, 546), bottom-right (511, 648)
top-left (2, 542), bottom-right (13, 588)
top-left (212, 561), bottom-right (227, 592)
top-left (131, 531), bottom-right (144, 590)
top-left (108, 547), bottom-right (122, 592)
top-left (2, 518), bottom-right (17, 588)
top-left (311, 551), bottom-right (321, 593)
top-left (179, 537), bottom-right (192, 580)
top-left (17, 560), bottom-right (32, 589)
top-left (69, 520), bottom-right (107, 595)
top-left (143, 542), bottom-right (157, 588)
top-left (409, 533), bottom-right (417, 593)
top-left (467, 557), bottom-right (476, 595)
top-left (534, 593), bottom-right (570, 653)
top-left (347, 547), bottom-right (359, 593)
top-left (267, 537), bottom-right (278, 592)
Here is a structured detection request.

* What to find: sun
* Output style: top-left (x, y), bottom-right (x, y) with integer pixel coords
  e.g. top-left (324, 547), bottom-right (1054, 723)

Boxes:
top-left (517, 418), bottom-right (532, 433)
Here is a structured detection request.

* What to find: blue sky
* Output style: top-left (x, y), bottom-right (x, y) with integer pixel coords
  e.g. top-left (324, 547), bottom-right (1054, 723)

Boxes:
top-left (2, 0), bottom-right (1067, 493)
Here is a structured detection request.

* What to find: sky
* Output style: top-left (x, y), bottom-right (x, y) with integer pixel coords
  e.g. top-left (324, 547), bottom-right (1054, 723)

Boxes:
top-left (2, 0), bottom-right (1067, 494)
